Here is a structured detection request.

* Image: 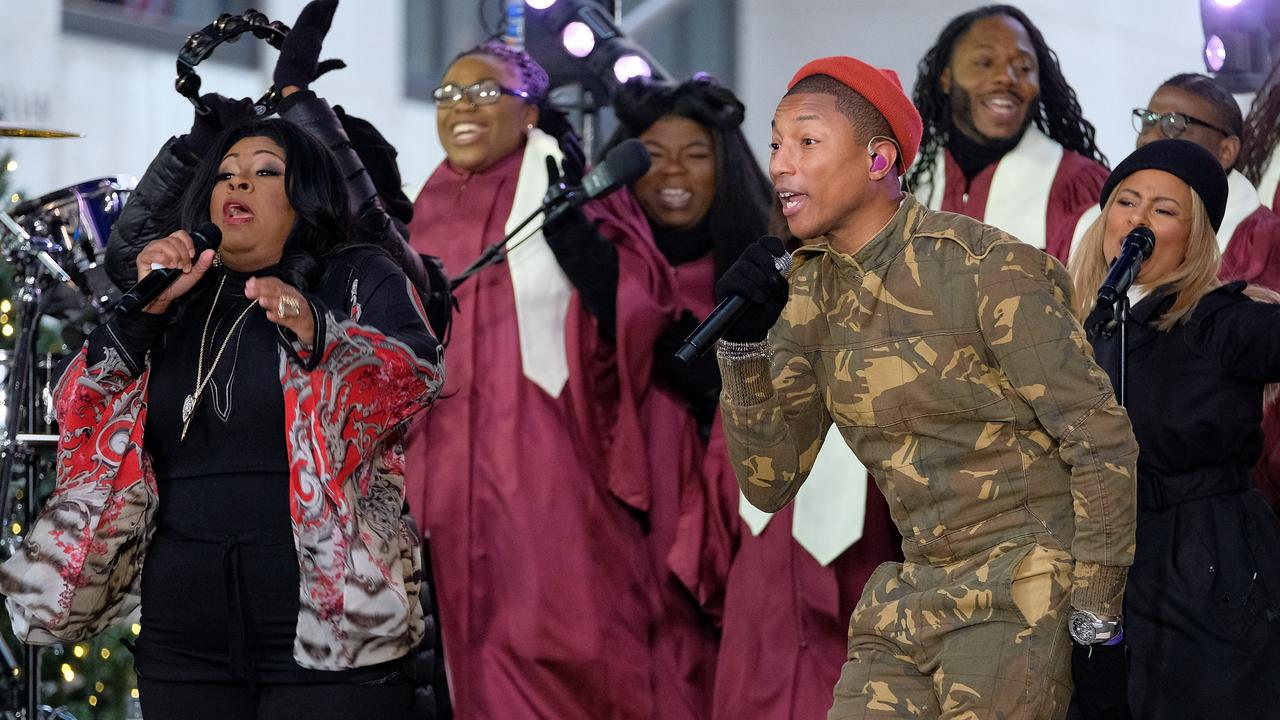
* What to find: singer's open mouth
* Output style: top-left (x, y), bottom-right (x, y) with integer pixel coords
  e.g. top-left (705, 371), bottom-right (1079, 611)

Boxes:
top-left (223, 200), bottom-right (255, 225)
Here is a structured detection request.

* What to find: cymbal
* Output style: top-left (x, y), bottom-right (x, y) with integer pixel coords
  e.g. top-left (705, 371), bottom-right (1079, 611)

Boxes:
top-left (0, 122), bottom-right (82, 139)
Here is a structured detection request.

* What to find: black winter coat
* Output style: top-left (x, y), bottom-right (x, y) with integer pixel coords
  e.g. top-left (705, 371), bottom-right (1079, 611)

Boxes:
top-left (1084, 282), bottom-right (1280, 719)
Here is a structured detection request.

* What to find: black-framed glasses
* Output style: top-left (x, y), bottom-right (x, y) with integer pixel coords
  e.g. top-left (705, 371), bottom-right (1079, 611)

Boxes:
top-left (432, 80), bottom-right (530, 108)
top-left (1131, 108), bottom-right (1233, 139)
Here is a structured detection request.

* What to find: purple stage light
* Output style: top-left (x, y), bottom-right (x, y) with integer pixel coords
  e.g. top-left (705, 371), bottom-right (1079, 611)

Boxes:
top-left (613, 54), bottom-right (652, 82)
top-left (1204, 34), bottom-right (1227, 71)
top-left (527, 0), bottom-right (557, 10)
top-left (1212, 0), bottom-right (1244, 7)
top-left (562, 21), bottom-right (595, 58)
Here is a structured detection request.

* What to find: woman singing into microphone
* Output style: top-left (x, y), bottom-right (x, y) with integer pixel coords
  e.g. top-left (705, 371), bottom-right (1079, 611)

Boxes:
top-left (1069, 139), bottom-right (1280, 718)
top-left (1, 118), bottom-right (443, 720)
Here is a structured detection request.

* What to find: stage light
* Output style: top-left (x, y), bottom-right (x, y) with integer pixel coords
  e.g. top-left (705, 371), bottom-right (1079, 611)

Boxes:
top-left (527, 0), bottom-right (558, 10)
top-left (613, 54), bottom-right (652, 82)
top-left (1200, 0), bottom-right (1280, 92)
top-left (562, 21), bottom-right (595, 58)
top-left (1205, 34), bottom-right (1227, 71)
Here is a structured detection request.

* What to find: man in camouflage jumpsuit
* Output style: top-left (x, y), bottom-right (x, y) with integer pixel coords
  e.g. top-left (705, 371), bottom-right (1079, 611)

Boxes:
top-left (713, 57), bottom-right (1138, 719)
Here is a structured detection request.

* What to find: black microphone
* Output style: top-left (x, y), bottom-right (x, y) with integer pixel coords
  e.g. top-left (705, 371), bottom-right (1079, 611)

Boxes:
top-left (449, 141), bottom-right (652, 291)
top-left (675, 238), bottom-right (792, 364)
top-left (115, 221), bottom-right (223, 315)
top-left (544, 137), bottom-right (652, 214)
top-left (1096, 226), bottom-right (1156, 307)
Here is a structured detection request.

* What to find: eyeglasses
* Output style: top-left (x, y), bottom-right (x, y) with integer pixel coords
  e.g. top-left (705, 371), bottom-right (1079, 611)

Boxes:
top-left (1131, 108), bottom-right (1233, 140)
top-left (432, 80), bottom-right (530, 108)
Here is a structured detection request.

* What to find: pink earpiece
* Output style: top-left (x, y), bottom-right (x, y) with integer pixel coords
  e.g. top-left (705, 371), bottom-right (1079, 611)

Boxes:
top-left (869, 154), bottom-right (889, 173)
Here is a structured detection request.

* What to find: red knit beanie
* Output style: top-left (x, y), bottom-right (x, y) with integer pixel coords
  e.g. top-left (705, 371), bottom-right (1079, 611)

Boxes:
top-left (787, 56), bottom-right (923, 170)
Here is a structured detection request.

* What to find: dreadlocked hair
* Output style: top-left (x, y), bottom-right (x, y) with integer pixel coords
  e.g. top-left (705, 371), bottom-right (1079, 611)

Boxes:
top-left (908, 4), bottom-right (1108, 193)
top-left (1240, 58), bottom-right (1280, 184)
top-left (603, 73), bottom-right (773, 282)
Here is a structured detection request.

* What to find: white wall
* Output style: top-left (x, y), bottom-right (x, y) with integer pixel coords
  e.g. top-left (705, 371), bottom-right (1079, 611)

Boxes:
top-left (736, 0), bottom-right (1210, 169)
top-left (0, 0), bottom-right (446, 204)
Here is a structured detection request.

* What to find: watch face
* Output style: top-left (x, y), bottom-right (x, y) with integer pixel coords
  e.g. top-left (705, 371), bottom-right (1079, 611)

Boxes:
top-left (1070, 613), bottom-right (1097, 644)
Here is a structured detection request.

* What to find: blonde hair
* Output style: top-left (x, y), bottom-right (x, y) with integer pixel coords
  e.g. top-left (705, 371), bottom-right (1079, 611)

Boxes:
top-left (1068, 188), bottom-right (1222, 330)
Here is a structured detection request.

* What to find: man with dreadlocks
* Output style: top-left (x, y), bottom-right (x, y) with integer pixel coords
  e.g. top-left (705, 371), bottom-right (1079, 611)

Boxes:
top-left (717, 54), bottom-right (1138, 719)
top-left (1242, 57), bottom-right (1280, 213)
top-left (909, 5), bottom-right (1108, 263)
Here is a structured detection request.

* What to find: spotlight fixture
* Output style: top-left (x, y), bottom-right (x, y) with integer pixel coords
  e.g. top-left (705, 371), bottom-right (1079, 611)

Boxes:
top-left (1200, 0), bottom-right (1280, 92)
top-left (523, 0), bottom-right (669, 106)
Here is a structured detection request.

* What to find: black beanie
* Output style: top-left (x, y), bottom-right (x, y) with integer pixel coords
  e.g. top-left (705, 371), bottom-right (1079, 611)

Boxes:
top-left (1100, 139), bottom-right (1228, 231)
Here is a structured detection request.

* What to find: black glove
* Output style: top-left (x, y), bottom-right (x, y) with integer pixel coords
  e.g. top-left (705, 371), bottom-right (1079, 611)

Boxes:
top-left (715, 236), bottom-right (789, 343)
top-left (1070, 641), bottom-right (1132, 720)
top-left (182, 93), bottom-right (256, 156)
top-left (273, 0), bottom-right (346, 90)
top-left (543, 204), bottom-right (619, 339)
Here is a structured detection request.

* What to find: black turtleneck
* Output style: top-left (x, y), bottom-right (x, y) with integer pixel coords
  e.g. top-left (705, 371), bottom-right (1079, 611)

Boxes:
top-left (946, 126), bottom-right (1024, 181)
top-left (652, 218), bottom-right (713, 267)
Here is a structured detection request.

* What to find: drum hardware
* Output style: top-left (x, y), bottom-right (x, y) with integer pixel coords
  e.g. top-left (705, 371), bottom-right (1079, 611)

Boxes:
top-left (0, 203), bottom-right (84, 720)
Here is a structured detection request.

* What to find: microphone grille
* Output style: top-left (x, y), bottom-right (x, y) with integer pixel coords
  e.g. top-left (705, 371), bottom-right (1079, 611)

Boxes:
top-left (192, 221), bottom-right (223, 252)
top-left (774, 251), bottom-right (792, 275)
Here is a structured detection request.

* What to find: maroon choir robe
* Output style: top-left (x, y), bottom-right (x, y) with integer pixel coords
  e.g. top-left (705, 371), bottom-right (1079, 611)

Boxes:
top-left (639, 254), bottom-right (720, 719)
top-left (658, 258), bottom-right (899, 720)
top-left (404, 149), bottom-right (676, 720)
top-left (920, 129), bottom-right (1109, 264)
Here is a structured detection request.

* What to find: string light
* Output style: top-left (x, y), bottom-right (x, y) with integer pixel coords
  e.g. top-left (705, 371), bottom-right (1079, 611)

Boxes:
top-left (2, 326), bottom-right (13, 337)
top-left (99, 647), bottom-right (110, 660)
top-left (88, 695), bottom-right (97, 707)
top-left (1, 300), bottom-right (10, 313)
top-left (9, 522), bottom-right (20, 535)
top-left (60, 663), bottom-right (75, 683)
top-left (8, 194), bottom-right (18, 204)
top-left (72, 644), bottom-right (87, 659)
top-left (131, 623), bottom-right (141, 635)
top-left (4, 160), bottom-right (15, 172)
top-left (131, 688), bottom-right (140, 699)
top-left (94, 682), bottom-right (105, 693)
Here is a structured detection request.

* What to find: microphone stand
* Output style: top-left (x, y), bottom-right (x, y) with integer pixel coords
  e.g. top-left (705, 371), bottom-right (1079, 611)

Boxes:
top-left (447, 186), bottom-right (583, 292)
top-left (1114, 294), bottom-right (1129, 406)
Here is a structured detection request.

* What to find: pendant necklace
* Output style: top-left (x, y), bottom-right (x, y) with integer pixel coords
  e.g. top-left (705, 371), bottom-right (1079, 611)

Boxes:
top-left (181, 275), bottom-right (257, 441)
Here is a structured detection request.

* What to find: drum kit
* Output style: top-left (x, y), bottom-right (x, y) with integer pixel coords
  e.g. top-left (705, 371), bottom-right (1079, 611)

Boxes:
top-left (0, 121), bottom-right (133, 720)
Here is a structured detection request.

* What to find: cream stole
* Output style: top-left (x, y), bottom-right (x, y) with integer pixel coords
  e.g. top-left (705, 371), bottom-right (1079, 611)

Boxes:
top-left (917, 127), bottom-right (1064, 250)
top-left (738, 424), bottom-right (869, 567)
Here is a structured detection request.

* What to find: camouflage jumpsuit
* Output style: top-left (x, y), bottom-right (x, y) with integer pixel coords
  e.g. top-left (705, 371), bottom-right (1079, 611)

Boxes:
top-left (717, 196), bottom-right (1138, 720)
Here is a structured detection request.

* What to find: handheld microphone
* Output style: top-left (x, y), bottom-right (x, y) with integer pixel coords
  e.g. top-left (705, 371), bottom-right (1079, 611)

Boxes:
top-left (116, 221), bottom-right (222, 315)
top-left (1096, 226), bottom-right (1155, 307)
top-left (675, 238), bottom-right (792, 364)
top-left (544, 138), bottom-right (652, 213)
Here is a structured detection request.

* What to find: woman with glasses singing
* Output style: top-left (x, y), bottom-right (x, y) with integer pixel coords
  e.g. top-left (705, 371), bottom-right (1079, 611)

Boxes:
top-left (402, 43), bottom-right (678, 719)
top-left (1068, 139), bottom-right (1280, 719)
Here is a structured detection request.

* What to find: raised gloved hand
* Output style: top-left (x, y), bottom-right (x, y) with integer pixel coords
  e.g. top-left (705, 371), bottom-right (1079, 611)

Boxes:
top-left (273, 0), bottom-right (347, 91)
top-left (184, 93), bottom-right (256, 155)
top-left (715, 236), bottom-right (790, 343)
top-left (1070, 641), bottom-right (1132, 720)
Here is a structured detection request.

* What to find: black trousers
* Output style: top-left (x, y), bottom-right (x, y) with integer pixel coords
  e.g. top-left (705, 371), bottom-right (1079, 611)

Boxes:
top-left (137, 675), bottom-right (414, 720)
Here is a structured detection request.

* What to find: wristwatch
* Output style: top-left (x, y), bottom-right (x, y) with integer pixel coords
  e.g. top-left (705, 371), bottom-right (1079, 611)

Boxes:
top-left (1069, 608), bottom-right (1123, 645)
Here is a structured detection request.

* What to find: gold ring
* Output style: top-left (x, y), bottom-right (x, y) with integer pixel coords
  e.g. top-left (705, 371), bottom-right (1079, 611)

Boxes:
top-left (278, 295), bottom-right (301, 318)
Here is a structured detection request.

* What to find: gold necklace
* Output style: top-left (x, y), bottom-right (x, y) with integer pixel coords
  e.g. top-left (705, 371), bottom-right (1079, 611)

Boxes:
top-left (180, 275), bottom-right (258, 441)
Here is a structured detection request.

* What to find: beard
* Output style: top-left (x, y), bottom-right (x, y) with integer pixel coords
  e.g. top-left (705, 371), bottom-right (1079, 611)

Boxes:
top-left (948, 84), bottom-right (1035, 152)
